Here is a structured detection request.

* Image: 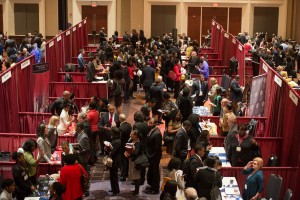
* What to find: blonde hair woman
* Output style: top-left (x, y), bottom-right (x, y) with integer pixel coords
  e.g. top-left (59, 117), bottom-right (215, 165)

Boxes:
top-left (48, 116), bottom-right (59, 153)
top-left (242, 157), bottom-right (264, 200)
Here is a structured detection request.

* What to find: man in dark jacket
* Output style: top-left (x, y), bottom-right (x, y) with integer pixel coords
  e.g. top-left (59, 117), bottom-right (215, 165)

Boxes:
top-left (144, 118), bottom-right (162, 195)
top-left (49, 91), bottom-right (71, 116)
top-left (141, 63), bottom-right (155, 101)
top-left (177, 88), bottom-right (193, 122)
top-left (86, 55), bottom-right (97, 82)
top-left (119, 114), bottom-right (132, 181)
top-left (230, 75), bottom-right (243, 114)
top-left (191, 74), bottom-right (208, 106)
top-left (173, 120), bottom-right (191, 163)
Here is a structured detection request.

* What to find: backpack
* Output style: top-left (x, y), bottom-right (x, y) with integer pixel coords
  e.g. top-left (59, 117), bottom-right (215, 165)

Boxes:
top-left (64, 73), bottom-right (73, 82)
top-left (113, 82), bottom-right (122, 96)
top-left (267, 155), bottom-right (279, 166)
top-left (64, 63), bottom-right (76, 72)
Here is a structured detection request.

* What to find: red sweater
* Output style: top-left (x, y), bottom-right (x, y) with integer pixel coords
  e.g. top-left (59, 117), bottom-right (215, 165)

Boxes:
top-left (59, 164), bottom-right (87, 200)
top-left (173, 64), bottom-right (182, 82)
top-left (87, 109), bottom-right (99, 132)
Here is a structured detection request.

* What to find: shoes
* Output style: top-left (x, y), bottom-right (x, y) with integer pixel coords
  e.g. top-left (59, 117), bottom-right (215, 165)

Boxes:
top-left (130, 191), bottom-right (139, 196)
top-left (145, 190), bottom-right (159, 195)
top-left (111, 193), bottom-right (119, 196)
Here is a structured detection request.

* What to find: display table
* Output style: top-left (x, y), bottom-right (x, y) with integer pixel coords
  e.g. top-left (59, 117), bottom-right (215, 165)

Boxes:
top-left (220, 177), bottom-right (242, 199)
top-left (209, 147), bottom-right (231, 167)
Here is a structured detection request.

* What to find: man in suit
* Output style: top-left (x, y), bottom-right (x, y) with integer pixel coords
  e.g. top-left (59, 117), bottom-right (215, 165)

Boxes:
top-left (230, 75), bottom-right (243, 113)
top-left (191, 74), bottom-right (208, 106)
top-left (188, 51), bottom-right (200, 74)
top-left (118, 114), bottom-right (132, 181)
top-left (121, 61), bottom-right (131, 102)
top-left (173, 120), bottom-right (192, 163)
top-left (141, 63), bottom-right (155, 101)
top-left (75, 122), bottom-right (91, 180)
top-left (187, 144), bottom-right (205, 188)
top-left (98, 105), bottom-right (120, 155)
top-left (149, 77), bottom-right (165, 123)
top-left (144, 118), bottom-right (162, 195)
top-left (86, 55), bottom-right (97, 82)
top-left (99, 27), bottom-right (107, 46)
top-left (49, 91), bottom-right (71, 116)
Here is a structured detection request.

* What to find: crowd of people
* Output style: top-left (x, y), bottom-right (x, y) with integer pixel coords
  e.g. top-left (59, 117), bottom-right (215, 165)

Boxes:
top-left (2, 27), bottom-right (299, 200)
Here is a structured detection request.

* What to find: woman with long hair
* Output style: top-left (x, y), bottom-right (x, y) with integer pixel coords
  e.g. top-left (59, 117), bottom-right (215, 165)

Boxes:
top-left (48, 116), bottom-right (59, 153)
top-left (37, 123), bottom-right (52, 163)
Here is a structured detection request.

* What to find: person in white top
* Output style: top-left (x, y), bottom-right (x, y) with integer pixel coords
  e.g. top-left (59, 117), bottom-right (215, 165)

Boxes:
top-left (0, 178), bottom-right (15, 200)
top-left (57, 102), bottom-right (75, 135)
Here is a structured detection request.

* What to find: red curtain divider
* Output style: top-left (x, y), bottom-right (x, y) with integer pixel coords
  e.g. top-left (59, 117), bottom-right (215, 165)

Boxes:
top-left (77, 22), bottom-right (84, 50)
top-left (235, 40), bottom-right (245, 86)
top-left (49, 97), bottom-right (90, 110)
top-left (49, 82), bottom-right (108, 99)
top-left (55, 35), bottom-right (64, 72)
top-left (71, 26), bottom-right (79, 58)
top-left (82, 18), bottom-right (88, 47)
top-left (63, 28), bottom-right (72, 64)
top-left (46, 39), bottom-right (58, 81)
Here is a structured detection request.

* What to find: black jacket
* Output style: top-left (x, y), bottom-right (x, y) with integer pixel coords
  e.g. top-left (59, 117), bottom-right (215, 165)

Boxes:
top-left (173, 127), bottom-right (189, 160)
top-left (119, 121), bottom-right (132, 152)
top-left (186, 155), bottom-right (204, 187)
top-left (13, 163), bottom-right (33, 199)
top-left (141, 66), bottom-right (155, 87)
top-left (146, 127), bottom-right (162, 160)
top-left (110, 138), bottom-right (121, 166)
top-left (49, 97), bottom-right (69, 116)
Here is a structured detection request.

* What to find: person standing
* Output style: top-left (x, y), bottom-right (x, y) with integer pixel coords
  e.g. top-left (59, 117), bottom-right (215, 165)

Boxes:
top-left (144, 118), bottom-right (162, 195)
top-left (196, 57), bottom-right (209, 80)
top-left (177, 88), bottom-right (193, 122)
top-left (112, 70), bottom-right (125, 114)
top-left (173, 58), bottom-right (182, 99)
top-left (141, 63), bottom-right (155, 101)
top-left (173, 120), bottom-right (192, 164)
top-left (124, 130), bottom-right (143, 196)
top-left (191, 74), bottom-right (208, 106)
top-left (99, 27), bottom-right (107, 46)
top-left (106, 127), bottom-right (121, 196)
top-left (230, 75), bottom-right (243, 114)
top-left (86, 55), bottom-right (97, 82)
top-left (49, 91), bottom-right (71, 116)
top-left (119, 114), bottom-right (132, 181)
top-left (86, 102), bottom-right (99, 165)
top-left (77, 49), bottom-right (86, 72)
top-left (242, 157), bottom-right (264, 200)
top-left (57, 102), bottom-right (75, 135)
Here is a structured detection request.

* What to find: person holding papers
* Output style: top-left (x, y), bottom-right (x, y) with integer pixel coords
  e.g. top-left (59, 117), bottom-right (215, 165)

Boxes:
top-left (191, 74), bottom-right (208, 106)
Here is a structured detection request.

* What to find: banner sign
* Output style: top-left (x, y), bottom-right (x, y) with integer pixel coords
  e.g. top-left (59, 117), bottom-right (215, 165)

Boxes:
top-left (33, 63), bottom-right (49, 74)
top-left (1, 71), bottom-right (11, 83)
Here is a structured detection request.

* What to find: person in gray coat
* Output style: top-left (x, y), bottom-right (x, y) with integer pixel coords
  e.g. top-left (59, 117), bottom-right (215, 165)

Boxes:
top-left (141, 63), bottom-right (155, 101)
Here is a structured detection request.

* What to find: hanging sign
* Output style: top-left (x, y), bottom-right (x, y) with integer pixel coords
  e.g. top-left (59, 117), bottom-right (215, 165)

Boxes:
top-left (217, 25), bottom-right (220, 29)
top-left (289, 90), bottom-right (298, 106)
top-left (239, 44), bottom-right (243, 51)
top-left (73, 27), bottom-right (76, 32)
top-left (57, 35), bottom-right (61, 42)
top-left (274, 75), bottom-right (282, 87)
top-left (262, 63), bottom-right (268, 73)
top-left (1, 71), bottom-right (11, 83)
top-left (224, 33), bottom-right (229, 38)
top-left (79, 23), bottom-right (82, 27)
top-left (232, 39), bottom-right (236, 44)
top-left (21, 59), bottom-right (30, 70)
top-left (66, 30), bottom-right (70, 36)
top-left (32, 63), bottom-right (49, 74)
top-left (49, 41), bottom-right (54, 48)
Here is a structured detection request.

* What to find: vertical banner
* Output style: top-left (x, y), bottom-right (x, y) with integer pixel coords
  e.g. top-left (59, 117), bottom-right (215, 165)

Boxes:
top-left (248, 74), bottom-right (267, 116)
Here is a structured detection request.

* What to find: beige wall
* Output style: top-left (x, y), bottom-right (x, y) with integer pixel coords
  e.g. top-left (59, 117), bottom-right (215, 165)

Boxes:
top-left (131, 0), bottom-right (144, 31)
top-left (45, 0), bottom-right (58, 37)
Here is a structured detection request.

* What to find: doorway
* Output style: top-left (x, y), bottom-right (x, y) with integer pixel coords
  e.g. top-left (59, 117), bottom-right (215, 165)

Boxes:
top-left (14, 4), bottom-right (39, 35)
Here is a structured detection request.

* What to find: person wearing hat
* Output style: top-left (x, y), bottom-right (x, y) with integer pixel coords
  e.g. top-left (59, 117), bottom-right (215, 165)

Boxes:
top-left (230, 75), bottom-right (243, 114)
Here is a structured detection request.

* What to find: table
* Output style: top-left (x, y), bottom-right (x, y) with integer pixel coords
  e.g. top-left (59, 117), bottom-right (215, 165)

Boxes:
top-left (199, 121), bottom-right (218, 136)
top-left (220, 177), bottom-right (242, 200)
top-left (209, 147), bottom-right (231, 167)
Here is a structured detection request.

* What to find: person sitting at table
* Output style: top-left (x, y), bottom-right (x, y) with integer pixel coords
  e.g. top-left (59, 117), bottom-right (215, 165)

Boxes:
top-left (242, 157), bottom-right (264, 200)
top-left (49, 182), bottom-right (65, 200)
top-left (196, 130), bottom-right (212, 160)
top-left (228, 124), bottom-right (258, 167)
top-left (61, 140), bottom-right (73, 166)
top-left (219, 103), bottom-right (236, 137)
top-left (23, 139), bottom-right (44, 185)
top-left (86, 55), bottom-right (98, 82)
top-left (12, 152), bottom-right (35, 200)
top-left (194, 156), bottom-right (222, 200)
top-left (37, 123), bottom-right (52, 163)
top-left (58, 154), bottom-right (88, 200)
top-left (48, 115), bottom-right (59, 153)
top-left (0, 178), bottom-right (15, 200)
top-left (57, 102), bottom-right (75, 135)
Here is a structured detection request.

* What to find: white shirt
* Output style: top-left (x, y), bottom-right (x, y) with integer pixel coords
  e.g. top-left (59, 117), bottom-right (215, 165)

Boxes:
top-left (57, 109), bottom-right (71, 135)
top-left (0, 189), bottom-right (13, 200)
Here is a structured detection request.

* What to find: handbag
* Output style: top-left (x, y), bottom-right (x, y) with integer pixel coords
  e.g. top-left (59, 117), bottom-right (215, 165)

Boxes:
top-left (103, 155), bottom-right (113, 168)
top-left (168, 70), bottom-right (177, 81)
top-left (134, 154), bottom-right (149, 170)
top-left (210, 171), bottom-right (222, 200)
top-left (79, 165), bottom-right (89, 193)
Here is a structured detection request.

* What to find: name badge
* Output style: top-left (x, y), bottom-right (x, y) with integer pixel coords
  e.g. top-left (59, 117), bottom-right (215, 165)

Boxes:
top-left (236, 147), bottom-right (241, 152)
top-left (24, 174), bottom-right (28, 181)
top-left (199, 91), bottom-right (203, 96)
top-left (244, 184), bottom-right (247, 190)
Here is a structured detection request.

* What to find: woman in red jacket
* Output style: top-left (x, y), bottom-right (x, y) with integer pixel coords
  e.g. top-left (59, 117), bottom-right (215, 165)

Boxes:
top-left (59, 154), bottom-right (88, 200)
top-left (173, 58), bottom-right (182, 99)
top-left (87, 101), bottom-right (99, 164)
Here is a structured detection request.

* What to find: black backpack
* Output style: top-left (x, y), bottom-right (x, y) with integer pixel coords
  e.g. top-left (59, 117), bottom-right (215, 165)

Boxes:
top-left (113, 82), bottom-right (122, 96)
top-left (64, 63), bottom-right (76, 72)
top-left (267, 155), bottom-right (279, 166)
top-left (64, 73), bottom-right (73, 82)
